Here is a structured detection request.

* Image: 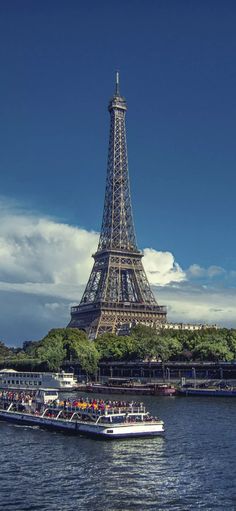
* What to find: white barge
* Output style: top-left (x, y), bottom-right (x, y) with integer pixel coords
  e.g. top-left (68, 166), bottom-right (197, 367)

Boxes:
top-left (0, 396), bottom-right (165, 439)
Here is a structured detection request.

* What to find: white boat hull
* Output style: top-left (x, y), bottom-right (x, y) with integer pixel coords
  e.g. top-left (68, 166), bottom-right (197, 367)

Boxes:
top-left (0, 410), bottom-right (165, 439)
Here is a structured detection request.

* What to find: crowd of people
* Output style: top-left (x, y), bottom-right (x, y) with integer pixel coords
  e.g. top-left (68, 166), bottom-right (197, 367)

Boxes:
top-left (0, 391), bottom-right (144, 412)
top-left (0, 390), bottom-right (34, 404)
top-left (0, 391), bottom-right (161, 423)
top-left (58, 397), bottom-right (144, 412)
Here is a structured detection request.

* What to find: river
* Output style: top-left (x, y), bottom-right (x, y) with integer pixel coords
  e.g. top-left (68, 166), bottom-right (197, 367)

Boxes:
top-left (0, 394), bottom-right (235, 511)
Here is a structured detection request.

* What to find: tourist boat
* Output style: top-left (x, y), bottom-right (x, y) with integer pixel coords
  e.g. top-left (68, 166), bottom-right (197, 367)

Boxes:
top-left (0, 369), bottom-right (78, 390)
top-left (0, 395), bottom-right (165, 439)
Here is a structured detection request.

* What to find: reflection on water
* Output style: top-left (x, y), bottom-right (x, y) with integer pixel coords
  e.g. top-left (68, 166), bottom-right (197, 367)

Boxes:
top-left (0, 394), bottom-right (236, 510)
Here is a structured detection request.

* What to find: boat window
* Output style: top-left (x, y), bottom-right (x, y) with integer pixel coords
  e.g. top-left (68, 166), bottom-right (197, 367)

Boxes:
top-left (100, 417), bottom-right (111, 423)
top-left (106, 430), bottom-right (114, 434)
top-left (111, 416), bottom-right (125, 423)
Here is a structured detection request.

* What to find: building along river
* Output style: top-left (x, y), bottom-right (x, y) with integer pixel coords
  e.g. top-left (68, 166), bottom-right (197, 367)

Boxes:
top-left (0, 392), bottom-right (235, 511)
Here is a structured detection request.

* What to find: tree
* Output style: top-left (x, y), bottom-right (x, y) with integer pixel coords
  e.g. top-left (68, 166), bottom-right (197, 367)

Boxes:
top-left (95, 333), bottom-right (135, 361)
top-left (225, 329), bottom-right (236, 359)
top-left (130, 325), bottom-right (182, 362)
top-left (193, 336), bottom-right (234, 362)
top-left (130, 325), bottom-right (158, 360)
top-left (63, 329), bottom-right (100, 376)
top-left (36, 329), bottom-right (67, 370)
top-left (35, 328), bottom-right (100, 375)
top-left (0, 341), bottom-right (12, 358)
top-left (22, 340), bottom-right (41, 357)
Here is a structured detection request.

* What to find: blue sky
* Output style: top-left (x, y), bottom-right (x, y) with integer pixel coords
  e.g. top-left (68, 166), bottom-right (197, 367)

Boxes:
top-left (1, 1), bottom-right (236, 345)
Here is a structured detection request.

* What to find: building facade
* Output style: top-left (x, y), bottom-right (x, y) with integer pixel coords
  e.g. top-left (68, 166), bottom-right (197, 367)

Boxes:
top-left (163, 323), bottom-right (219, 331)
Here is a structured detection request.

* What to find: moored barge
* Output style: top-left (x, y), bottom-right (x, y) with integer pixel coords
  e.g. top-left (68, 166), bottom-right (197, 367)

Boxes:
top-left (86, 382), bottom-right (176, 396)
top-left (179, 386), bottom-right (236, 397)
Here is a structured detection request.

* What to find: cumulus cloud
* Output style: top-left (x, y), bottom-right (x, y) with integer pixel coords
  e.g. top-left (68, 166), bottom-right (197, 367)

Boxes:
top-left (0, 209), bottom-right (98, 287)
top-left (0, 198), bottom-right (236, 344)
top-left (155, 285), bottom-right (236, 327)
top-left (187, 264), bottom-right (226, 279)
top-left (143, 249), bottom-right (186, 286)
top-left (0, 201), bottom-right (186, 300)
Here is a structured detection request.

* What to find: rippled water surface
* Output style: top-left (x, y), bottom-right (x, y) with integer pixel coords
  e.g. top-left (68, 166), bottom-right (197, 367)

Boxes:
top-left (0, 394), bottom-right (236, 511)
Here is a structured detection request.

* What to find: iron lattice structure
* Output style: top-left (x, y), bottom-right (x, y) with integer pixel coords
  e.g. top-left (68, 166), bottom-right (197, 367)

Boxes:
top-left (68, 74), bottom-right (167, 337)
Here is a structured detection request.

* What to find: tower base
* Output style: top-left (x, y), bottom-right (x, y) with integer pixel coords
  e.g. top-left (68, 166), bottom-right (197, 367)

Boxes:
top-left (67, 302), bottom-right (167, 339)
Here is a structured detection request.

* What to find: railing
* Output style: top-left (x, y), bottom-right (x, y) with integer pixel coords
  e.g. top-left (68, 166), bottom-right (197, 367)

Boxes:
top-left (71, 302), bottom-right (167, 313)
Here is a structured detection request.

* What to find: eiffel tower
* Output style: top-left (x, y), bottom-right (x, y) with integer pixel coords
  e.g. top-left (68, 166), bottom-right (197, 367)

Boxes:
top-left (68, 74), bottom-right (167, 338)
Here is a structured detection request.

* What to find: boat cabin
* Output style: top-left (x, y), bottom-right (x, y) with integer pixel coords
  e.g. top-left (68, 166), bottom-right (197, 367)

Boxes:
top-left (35, 389), bottom-right (59, 405)
top-left (0, 369), bottom-right (77, 389)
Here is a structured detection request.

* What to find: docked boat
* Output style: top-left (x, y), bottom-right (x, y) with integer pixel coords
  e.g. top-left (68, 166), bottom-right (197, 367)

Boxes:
top-left (0, 369), bottom-right (78, 391)
top-left (179, 386), bottom-right (236, 397)
top-left (0, 393), bottom-right (165, 439)
top-left (85, 381), bottom-right (176, 396)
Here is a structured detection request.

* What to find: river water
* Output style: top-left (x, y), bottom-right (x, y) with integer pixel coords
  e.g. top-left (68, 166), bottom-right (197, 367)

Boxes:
top-left (0, 394), bottom-right (235, 511)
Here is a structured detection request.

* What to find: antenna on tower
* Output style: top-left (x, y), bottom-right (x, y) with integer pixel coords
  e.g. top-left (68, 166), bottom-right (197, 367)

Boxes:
top-left (115, 71), bottom-right (120, 95)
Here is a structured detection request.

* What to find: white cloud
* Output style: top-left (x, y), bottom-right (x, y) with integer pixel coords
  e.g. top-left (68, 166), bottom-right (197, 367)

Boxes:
top-left (0, 202), bottom-right (186, 300)
top-left (0, 198), bottom-right (236, 344)
top-left (0, 207), bottom-right (98, 289)
top-left (187, 264), bottom-right (226, 279)
top-left (143, 248), bottom-right (186, 286)
top-left (155, 285), bottom-right (236, 327)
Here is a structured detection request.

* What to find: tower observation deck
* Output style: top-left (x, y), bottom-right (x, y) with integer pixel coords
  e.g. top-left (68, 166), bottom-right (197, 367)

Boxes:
top-left (68, 74), bottom-right (167, 338)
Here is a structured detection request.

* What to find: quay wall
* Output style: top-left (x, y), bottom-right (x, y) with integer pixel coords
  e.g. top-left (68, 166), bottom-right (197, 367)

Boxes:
top-left (1, 359), bottom-right (236, 384)
top-left (63, 360), bottom-right (236, 383)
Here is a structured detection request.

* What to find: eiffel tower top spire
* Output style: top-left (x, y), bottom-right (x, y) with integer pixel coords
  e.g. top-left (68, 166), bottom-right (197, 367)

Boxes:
top-left (115, 71), bottom-right (120, 95)
top-left (98, 73), bottom-right (138, 252)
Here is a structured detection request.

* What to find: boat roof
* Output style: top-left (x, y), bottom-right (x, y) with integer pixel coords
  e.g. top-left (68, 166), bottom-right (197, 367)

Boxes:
top-left (0, 369), bottom-right (18, 373)
top-left (37, 388), bottom-right (59, 392)
top-left (0, 370), bottom-right (74, 375)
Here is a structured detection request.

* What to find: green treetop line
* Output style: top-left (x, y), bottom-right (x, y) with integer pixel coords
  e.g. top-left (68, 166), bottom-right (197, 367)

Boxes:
top-left (1, 325), bottom-right (236, 376)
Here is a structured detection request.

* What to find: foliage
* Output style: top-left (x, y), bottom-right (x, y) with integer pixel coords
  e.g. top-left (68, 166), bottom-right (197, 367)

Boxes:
top-left (129, 325), bottom-right (182, 361)
top-left (95, 333), bottom-right (135, 361)
top-left (1, 326), bottom-right (236, 374)
top-left (35, 328), bottom-right (100, 374)
top-left (0, 358), bottom-right (44, 371)
top-left (62, 329), bottom-right (100, 375)
top-left (95, 326), bottom-right (236, 364)
top-left (22, 340), bottom-right (41, 357)
top-left (0, 340), bottom-right (13, 358)
top-left (35, 329), bottom-right (67, 371)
